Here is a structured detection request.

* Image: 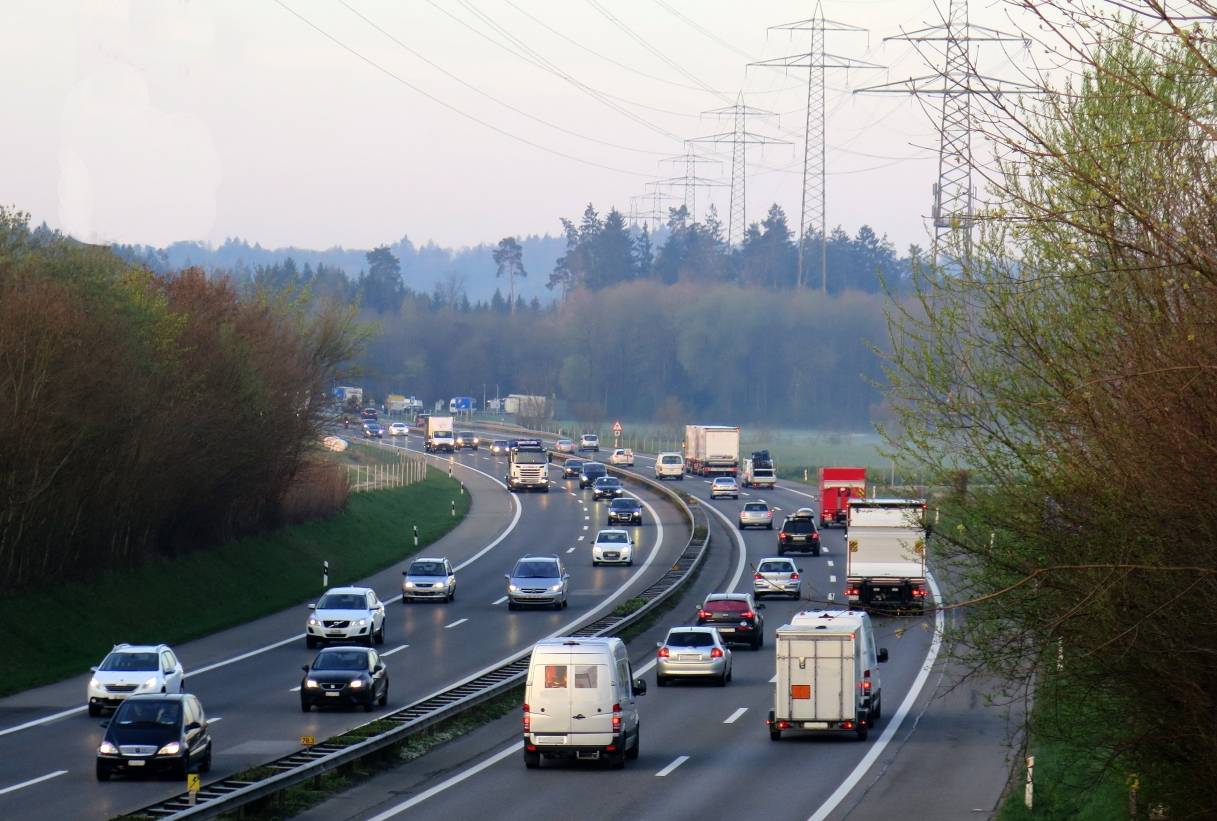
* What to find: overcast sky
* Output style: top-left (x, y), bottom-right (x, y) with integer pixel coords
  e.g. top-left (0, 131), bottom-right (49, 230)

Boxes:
top-left (1, 0), bottom-right (1043, 253)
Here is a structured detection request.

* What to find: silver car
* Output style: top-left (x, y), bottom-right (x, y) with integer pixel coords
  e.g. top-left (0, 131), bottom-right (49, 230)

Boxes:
top-left (656, 627), bottom-right (732, 686)
top-left (753, 557), bottom-right (802, 600)
top-left (505, 555), bottom-right (569, 610)
top-left (738, 500), bottom-right (774, 529)
top-left (710, 476), bottom-right (739, 499)
top-left (401, 557), bottom-right (456, 602)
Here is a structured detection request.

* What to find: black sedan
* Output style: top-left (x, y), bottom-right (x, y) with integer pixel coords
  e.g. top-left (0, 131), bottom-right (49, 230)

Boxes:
top-left (562, 458), bottom-right (585, 479)
top-left (362, 422), bottom-right (384, 438)
top-left (301, 647), bottom-right (389, 712)
top-left (592, 475), bottom-right (625, 500)
top-left (579, 462), bottom-right (608, 488)
top-left (607, 496), bottom-right (643, 525)
top-left (96, 694), bottom-right (212, 780)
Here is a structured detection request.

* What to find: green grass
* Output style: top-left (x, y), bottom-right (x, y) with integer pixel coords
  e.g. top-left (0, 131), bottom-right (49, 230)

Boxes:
top-left (2, 469), bottom-right (470, 696)
top-left (324, 438), bottom-right (414, 467)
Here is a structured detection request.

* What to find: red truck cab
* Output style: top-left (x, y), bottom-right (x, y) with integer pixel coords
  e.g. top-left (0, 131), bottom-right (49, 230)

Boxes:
top-left (819, 467), bottom-right (866, 528)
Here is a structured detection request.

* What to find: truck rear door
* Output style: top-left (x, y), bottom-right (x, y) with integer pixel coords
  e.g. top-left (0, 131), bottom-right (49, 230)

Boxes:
top-left (529, 654), bottom-right (574, 743)
top-left (781, 634), bottom-right (854, 723)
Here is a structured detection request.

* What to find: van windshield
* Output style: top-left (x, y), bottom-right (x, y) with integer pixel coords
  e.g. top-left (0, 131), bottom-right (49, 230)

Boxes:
top-left (660, 456), bottom-right (682, 464)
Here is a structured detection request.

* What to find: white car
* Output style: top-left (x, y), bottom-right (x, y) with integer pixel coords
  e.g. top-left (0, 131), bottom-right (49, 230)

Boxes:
top-left (387, 422), bottom-right (408, 436)
top-left (592, 528), bottom-right (634, 566)
top-left (609, 448), bottom-right (634, 466)
top-left (654, 452), bottom-right (685, 480)
top-left (402, 557), bottom-right (456, 602)
top-left (306, 586), bottom-right (386, 648)
top-left (87, 644), bottom-right (185, 716)
top-left (579, 433), bottom-right (600, 452)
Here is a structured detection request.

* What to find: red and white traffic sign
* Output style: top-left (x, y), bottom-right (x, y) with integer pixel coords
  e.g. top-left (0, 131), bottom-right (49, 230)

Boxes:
top-left (612, 420), bottom-right (623, 434)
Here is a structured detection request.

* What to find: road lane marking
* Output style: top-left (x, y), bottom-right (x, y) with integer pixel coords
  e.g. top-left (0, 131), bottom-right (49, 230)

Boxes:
top-left (698, 499), bottom-right (749, 592)
top-left (807, 571), bottom-right (945, 821)
top-left (583, 525), bottom-right (589, 530)
top-left (741, 492), bottom-right (750, 497)
top-left (289, 686), bottom-right (301, 692)
top-left (566, 547), bottom-right (576, 553)
top-left (655, 756), bottom-right (689, 777)
top-left (380, 644), bottom-right (409, 657)
top-left (829, 575), bottom-right (837, 583)
top-left (724, 708), bottom-right (748, 724)
top-left (367, 742), bottom-right (522, 820)
top-left (770, 674), bottom-right (778, 683)
top-left (0, 706), bottom-right (85, 737)
top-left (826, 560), bottom-right (834, 567)
top-left (444, 618), bottom-right (468, 629)
top-left (0, 770), bottom-right (68, 796)
top-left (584, 516), bottom-right (590, 520)
top-left (577, 536), bottom-right (584, 541)
top-left (209, 716), bottom-right (223, 724)
top-left (492, 595), bottom-right (508, 605)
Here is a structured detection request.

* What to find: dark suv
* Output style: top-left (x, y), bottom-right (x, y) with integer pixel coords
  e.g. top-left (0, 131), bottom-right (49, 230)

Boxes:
top-left (579, 461), bottom-right (608, 488)
top-left (96, 694), bottom-right (212, 780)
top-left (696, 593), bottom-right (766, 650)
top-left (778, 513), bottom-right (821, 555)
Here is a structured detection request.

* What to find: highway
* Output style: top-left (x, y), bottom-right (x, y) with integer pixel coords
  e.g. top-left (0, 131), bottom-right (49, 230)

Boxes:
top-left (0, 435), bottom-right (691, 820)
top-left (292, 432), bottom-right (951, 821)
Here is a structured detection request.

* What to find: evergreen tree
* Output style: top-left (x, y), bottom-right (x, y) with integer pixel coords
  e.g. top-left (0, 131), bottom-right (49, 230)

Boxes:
top-left (492, 236), bottom-right (527, 314)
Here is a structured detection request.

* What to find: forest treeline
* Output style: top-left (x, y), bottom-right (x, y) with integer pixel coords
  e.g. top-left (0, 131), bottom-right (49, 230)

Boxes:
top-left (0, 210), bottom-right (360, 592)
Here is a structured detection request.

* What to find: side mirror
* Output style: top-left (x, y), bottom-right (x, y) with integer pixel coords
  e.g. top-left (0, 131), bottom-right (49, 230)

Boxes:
top-left (90, 666), bottom-right (98, 673)
top-left (797, 567), bottom-right (804, 573)
top-left (757, 603), bottom-right (767, 610)
top-left (302, 665), bottom-right (310, 673)
top-left (307, 603), bottom-right (316, 610)
top-left (375, 663), bottom-right (386, 673)
top-left (655, 641), bottom-right (663, 648)
top-left (402, 570), bottom-right (408, 575)
top-left (878, 648), bottom-right (889, 663)
top-left (185, 721), bottom-right (201, 732)
top-left (632, 678), bottom-right (647, 696)
top-left (504, 574), bottom-right (511, 580)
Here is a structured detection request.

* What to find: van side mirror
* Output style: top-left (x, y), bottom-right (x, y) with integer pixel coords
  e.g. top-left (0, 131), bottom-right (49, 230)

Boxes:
top-left (756, 603), bottom-right (767, 610)
top-left (878, 648), bottom-right (889, 663)
top-left (307, 603), bottom-right (316, 610)
top-left (632, 678), bottom-right (647, 696)
top-left (90, 666), bottom-right (98, 673)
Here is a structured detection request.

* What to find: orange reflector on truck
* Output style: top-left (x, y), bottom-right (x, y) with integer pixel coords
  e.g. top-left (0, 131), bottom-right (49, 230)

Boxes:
top-left (790, 684), bottom-right (811, 699)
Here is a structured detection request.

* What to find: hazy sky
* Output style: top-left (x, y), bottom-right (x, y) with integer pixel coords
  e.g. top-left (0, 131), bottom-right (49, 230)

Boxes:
top-left (1, 0), bottom-right (1042, 252)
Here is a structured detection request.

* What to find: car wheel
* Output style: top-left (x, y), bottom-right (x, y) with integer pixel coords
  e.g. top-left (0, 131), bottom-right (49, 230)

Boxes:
top-left (306, 635), bottom-right (318, 649)
top-left (656, 675), bottom-right (667, 687)
top-left (200, 747), bottom-right (212, 773)
top-left (716, 671), bottom-right (728, 687)
top-left (448, 588), bottom-right (456, 603)
top-left (752, 636), bottom-right (763, 651)
top-left (88, 703), bottom-right (102, 718)
top-left (508, 601), bottom-right (518, 611)
top-left (608, 744), bottom-right (626, 770)
top-left (178, 678), bottom-right (186, 694)
top-left (626, 727), bottom-right (640, 760)
top-left (726, 666), bottom-right (733, 683)
top-left (593, 560), bottom-right (599, 567)
top-left (553, 599), bottom-right (563, 611)
top-left (813, 547), bottom-right (821, 557)
top-left (301, 698), bottom-right (311, 712)
top-left (379, 684), bottom-right (389, 707)
top-left (523, 749), bottom-right (541, 769)
top-left (856, 723), bottom-right (870, 741)
top-left (96, 762), bottom-right (111, 781)
top-left (871, 695), bottom-right (881, 722)
top-left (627, 559), bottom-right (633, 566)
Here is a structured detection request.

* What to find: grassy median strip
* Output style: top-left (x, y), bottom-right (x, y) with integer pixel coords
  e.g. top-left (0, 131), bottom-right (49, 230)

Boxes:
top-left (2, 469), bottom-right (470, 697)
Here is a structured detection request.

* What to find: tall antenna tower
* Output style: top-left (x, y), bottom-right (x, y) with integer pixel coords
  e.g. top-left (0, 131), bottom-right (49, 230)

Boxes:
top-left (855, 0), bottom-right (1031, 263)
top-left (691, 93), bottom-right (788, 246)
top-left (751, 4), bottom-right (879, 291)
top-left (658, 146), bottom-right (725, 223)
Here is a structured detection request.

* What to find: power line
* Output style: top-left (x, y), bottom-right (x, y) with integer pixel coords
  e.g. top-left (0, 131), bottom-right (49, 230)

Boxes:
top-left (652, 0), bottom-right (758, 62)
top-left (272, 0), bottom-right (654, 179)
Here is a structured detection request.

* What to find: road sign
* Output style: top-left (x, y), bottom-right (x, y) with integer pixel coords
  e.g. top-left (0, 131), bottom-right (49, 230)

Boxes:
top-left (187, 773), bottom-right (201, 804)
top-left (300, 735), bottom-right (316, 746)
top-left (612, 420), bottom-right (622, 434)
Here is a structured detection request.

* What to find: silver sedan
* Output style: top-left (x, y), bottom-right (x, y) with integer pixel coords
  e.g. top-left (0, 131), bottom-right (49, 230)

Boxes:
top-left (655, 627), bottom-right (732, 686)
top-left (753, 557), bottom-right (802, 600)
top-left (738, 500), bottom-right (774, 529)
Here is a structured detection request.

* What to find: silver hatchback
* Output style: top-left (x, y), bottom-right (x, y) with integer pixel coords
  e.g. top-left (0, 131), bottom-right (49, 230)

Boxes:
top-left (738, 500), bottom-right (774, 529)
top-left (402, 557), bottom-right (456, 602)
top-left (656, 627), bottom-right (732, 686)
top-left (753, 557), bottom-right (802, 600)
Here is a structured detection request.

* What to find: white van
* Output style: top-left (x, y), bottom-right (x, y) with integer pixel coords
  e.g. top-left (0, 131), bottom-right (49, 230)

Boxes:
top-left (523, 637), bottom-right (646, 768)
top-left (653, 452), bottom-right (685, 481)
top-left (767, 610), bottom-right (888, 741)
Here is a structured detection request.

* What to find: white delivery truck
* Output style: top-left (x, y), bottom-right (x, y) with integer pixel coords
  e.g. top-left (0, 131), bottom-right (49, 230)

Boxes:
top-left (767, 610), bottom-right (888, 742)
top-left (683, 425), bottom-right (740, 476)
top-left (522, 637), bottom-right (646, 769)
top-left (424, 415), bottom-right (455, 453)
top-left (507, 439), bottom-right (550, 492)
top-left (741, 458), bottom-right (776, 489)
top-left (845, 499), bottom-right (930, 613)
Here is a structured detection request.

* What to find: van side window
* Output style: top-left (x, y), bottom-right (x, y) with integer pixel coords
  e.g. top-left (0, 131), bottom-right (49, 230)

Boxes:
top-left (544, 665), bottom-right (568, 688)
top-left (573, 665), bottom-right (598, 689)
top-left (616, 660), bottom-right (631, 697)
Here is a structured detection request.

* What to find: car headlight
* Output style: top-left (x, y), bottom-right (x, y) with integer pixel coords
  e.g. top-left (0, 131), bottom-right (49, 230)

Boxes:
top-left (98, 741), bottom-right (118, 755)
top-left (157, 741), bottom-right (181, 756)
top-left (549, 583), bottom-right (563, 592)
top-left (141, 677), bottom-right (159, 690)
top-left (89, 677), bottom-right (101, 690)
top-left (349, 678), bottom-right (364, 689)
top-left (306, 678), bottom-right (320, 688)
top-left (508, 584), bottom-right (520, 592)
top-left (404, 581), bottom-right (416, 589)
top-left (357, 618), bottom-right (368, 627)
top-left (308, 617), bottom-right (320, 626)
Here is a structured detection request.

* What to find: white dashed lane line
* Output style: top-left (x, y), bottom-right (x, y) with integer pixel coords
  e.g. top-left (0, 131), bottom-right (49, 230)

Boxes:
top-left (566, 547), bottom-right (576, 553)
top-left (826, 560), bottom-right (834, 567)
top-left (0, 770), bottom-right (68, 796)
top-left (723, 708), bottom-right (748, 724)
top-left (444, 618), bottom-right (468, 629)
top-left (829, 575), bottom-right (837, 583)
top-left (656, 756), bottom-right (690, 777)
top-left (769, 674), bottom-right (778, 683)
top-left (380, 644), bottom-right (409, 657)
top-left (492, 596), bottom-right (508, 605)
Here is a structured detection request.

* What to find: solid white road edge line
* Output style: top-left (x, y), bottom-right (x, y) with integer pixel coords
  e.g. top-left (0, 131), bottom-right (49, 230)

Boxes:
top-left (698, 500), bottom-right (749, 592)
top-left (806, 571), bottom-right (946, 821)
top-left (0, 770), bottom-right (68, 796)
top-left (366, 742), bottom-right (522, 821)
top-left (723, 707), bottom-right (748, 724)
top-left (491, 596), bottom-right (508, 605)
top-left (655, 755), bottom-right (690, 777)
top-left (380, 645), bottom-right (409, 657)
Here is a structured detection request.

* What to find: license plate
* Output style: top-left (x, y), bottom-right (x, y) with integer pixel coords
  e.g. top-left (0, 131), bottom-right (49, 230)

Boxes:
top-left (803, 721), bottom-right (829, 729)
top-left (127, 759), bottom-right (145, 767)
top-left (718, 627), bottom-right (735, 633)
top-left (678, 654), bottom-right (699, 661)
top-left (326, 691), bottom-right (340, 697)
top-left (536, 735), bottom-right (567, 745)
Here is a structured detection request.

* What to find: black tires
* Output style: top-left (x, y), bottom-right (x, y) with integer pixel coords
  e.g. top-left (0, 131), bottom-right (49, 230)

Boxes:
top-left (627, 728), bottom-right (640, 760)
top-left (96, 763), bottom-right (111, 781)
top-left (301, 699), bottom-right (311, 713)
top-left (508, 601), bottom-right (518, 611)
top-left (448, 588), bottom-right (456, 603)
top-left (306, 635), bottom-right (318, 649)
top-left (768, 710), bottom-right (781, 741)
top-left (524, 749), bottom-right (541, 769)
top-left (656, 675), bottom-right (668, 687)
top-left (856, 723), bottom-right (870, 741)
top-left (766, 523), bottom-right (773, 530)
top-left (378, 685), bottom-right (389, 707)
top-left (88, 703), bottom-right (102, 718)
top-left (375, 623), bottom-right (385, 645)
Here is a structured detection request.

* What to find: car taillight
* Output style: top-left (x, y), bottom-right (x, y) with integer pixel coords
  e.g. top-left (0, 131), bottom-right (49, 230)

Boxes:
top-left (710, 647), bottom-right (724, 658)
top-left (611, 704), bottom-right (622, 731)
top-left (698, 609), bottom-right (712, 620)
top-left (811, 532), bottom-right (820, 541)
top-left (523, 703), bottom-right (530, 732)
top-left (780, 532), bottom-right (789, 541)
top-left (912, 587), bottom-right (927, 598)
top-left (790, 572), bottom-right (799, 581)
top-left (846, 586), bottom-right (860, 597)
top-left (754, 573), bottom-right (763, 580)
top-left (861, 679), bottom-right (872, 692)
top-left (741, 611), bottom-right (754, 619)
top-left (657, 646), bottom-right (670, 658)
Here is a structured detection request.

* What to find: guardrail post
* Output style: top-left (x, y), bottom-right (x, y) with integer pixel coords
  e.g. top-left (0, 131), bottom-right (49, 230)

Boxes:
top-left (323, 560), bottom-right (329, 589)
top-left (413, 525), bottom-right (419, 548)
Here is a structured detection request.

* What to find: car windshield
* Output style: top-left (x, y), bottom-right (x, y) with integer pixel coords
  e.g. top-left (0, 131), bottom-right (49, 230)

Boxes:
top-left (99, 652), bottom-right (159, 672)
top-left (513, 450), bottom-right (548, 464)
top-left (409, 561), bottom-right (446, 576)
top-left (744, 503), bottom-right (769, 512)
top-left (583, 435), bottom-right (597, 442)
top-left (667, 631), bottom-right (715, 648)
top-left (317, 593), bottom-right (365, 610)
top-left (558, 440), bottom-right (571, 445)
top-left (459, 432), bottom-right (474, 438)
top-left (582, 465), bottom-right (605, 476)
top-left (758, 561), bottom-right (794, 574)
top-left (514, 561), bottom-right (559, 579)
top-left (610, 499), bottom-right (637, 509)
top-left (566, 460), bottom-right (584, 469)
top-left (312, 650), bottom-right (369, 671)
top-left (494, 441), bottom-right (507, 447)
top-left (595, 477), bottom-right (619, 486)
top-left (705, 599), bottom-right (748, 613)
top-left (598, 532), bottom-right (628, 543)
top-left (116, 700), bottom-right (180, 726)
top-left (660, 456), bottom-right (682, 464)
top-left (784, 519), bottom-right (815, 534)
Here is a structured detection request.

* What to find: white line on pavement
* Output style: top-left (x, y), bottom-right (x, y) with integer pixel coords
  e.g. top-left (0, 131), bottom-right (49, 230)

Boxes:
top-left (826, 560), bottom-right (834, 567)
top-left (492, 595), bottom-right (508, 605)
top-left (380, 644), bottom-right (409, 657)
top-left (655, 756), bottom-right (689, 777)
top-left (0, 770), bottom-right (68, 796)
top-left (583, 525), bottom-right (588, 530)
top-left (367, 742), bottom-right (522, 820)
top-left (829, 575), bottom-right (837, 583)
top-left (577, 536), bottom-right (584, 541)
top-left (770, 674), bottom-right (778, 683)
top-left (566, 547), bottom-right (576, 553)
top-left (723, 707), bottom-right (748, 724)
top-left (209, 717), bottom-right (223, 724)
top-left (289, 686), bottom-right (301, 693)
top-left (444, 618), bottom-right (468, 629)
top-left (698, 500), bottom-right (749, 592)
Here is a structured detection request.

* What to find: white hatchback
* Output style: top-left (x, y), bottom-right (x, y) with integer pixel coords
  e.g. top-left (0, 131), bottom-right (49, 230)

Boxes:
top-left (609, 448), bottom-right (634, 466)
top-left (306, 587), bottom-right (386, 648)
top-left (592, 529), bottom-right (634, 566)
top-left (88, 644), bottom-right (185, 716)
top-left (387, 422), bottom-right (408, 436)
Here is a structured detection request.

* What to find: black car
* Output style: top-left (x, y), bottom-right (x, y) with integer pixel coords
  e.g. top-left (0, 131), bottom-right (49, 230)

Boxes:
top-left (360, 408), bottom-right (378, 420)
top-left (562, 458), bottom-right (585, 479)
top-left (96, 694), bottom-right (212, 780)
top-left (301, 647), bottom-right (389, 712)
top-left (696, 593), bottom-right (766, 650)
top-left (362, 422), bottom-right (384, 439)
top-left (778, 514), bottom-right (821, 556)
top-left (608, 496), bottom-right (643, 525)
top-left (455, 431), bottom-right (479, 450)
top-left (579, 461), bottom-right (607, 488)
top-left (592, 475), bottom-right (624, 500)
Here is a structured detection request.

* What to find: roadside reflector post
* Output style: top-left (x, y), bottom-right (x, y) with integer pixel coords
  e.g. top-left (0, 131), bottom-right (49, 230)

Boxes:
top-left (322, 560), bottom-right (329, 590)
top-left (803, 468), bottom-right (808, 482)
top-left (1025, 755), bottom-right (1034, 809)
top-left (413, 525), bottom-right (419, 548)
top-left (187, 773), bottom-right (200, 805)
top-left (451, 500), bottom-right (455, 517)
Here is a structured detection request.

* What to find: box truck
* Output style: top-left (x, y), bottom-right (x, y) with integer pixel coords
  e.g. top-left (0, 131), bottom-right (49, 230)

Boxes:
top-left (819, 467), bottom-right (866, 527)
top-left (845, 498), bottom-right (930, 613)
top-left (683, 425), bottom-right (740, 476)
top-left (424, 416), bottom-right (455, 453)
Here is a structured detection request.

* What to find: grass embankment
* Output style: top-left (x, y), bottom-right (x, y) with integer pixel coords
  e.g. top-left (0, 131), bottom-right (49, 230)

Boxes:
top-left (2, 469), bottom-right (470, 696)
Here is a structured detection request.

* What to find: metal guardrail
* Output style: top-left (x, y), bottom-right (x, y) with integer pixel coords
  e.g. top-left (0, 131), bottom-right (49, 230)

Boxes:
top-left (125, 452), bottom-right (708, 820)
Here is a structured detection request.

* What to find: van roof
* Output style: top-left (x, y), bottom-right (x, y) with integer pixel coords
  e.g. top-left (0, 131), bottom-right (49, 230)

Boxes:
top-left (788, 609), bottom-right (869, 629)
top-left (532, 637), bottom-right (622, 653)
